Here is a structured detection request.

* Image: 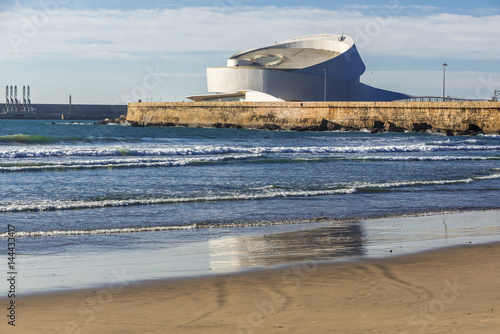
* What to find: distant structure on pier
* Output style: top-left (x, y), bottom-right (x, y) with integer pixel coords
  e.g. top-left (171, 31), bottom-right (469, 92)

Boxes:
top-left (188, 34), bottom-right (410, 102)
top-left (1, 86), bottom-right (126, 120)
top-left (3, 85), bottom-right (34, 115)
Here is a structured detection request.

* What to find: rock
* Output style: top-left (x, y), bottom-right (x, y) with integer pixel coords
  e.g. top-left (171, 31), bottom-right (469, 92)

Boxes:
top-left (303, 126), bottom-right (324, 131)
top-left (456, 123), bottom-right (484, 136)
top-left (384, 122), bottom-right (405, 132)
top-left (113, 115), bottom-right (128, 124)
top-left (373, 120), bottom-right (385, 129)
top-left (319, 119), bottom-right (342, 131)
top-left (292, 120), bottom-right (355, 132)
top-left (412, 122), bottom-right (433, 133)
top-left (226, 123), bottom-right (243, 129)
top-left (332, 124), bottom-right (358, 132)
top-left (212, 123), bottom-right (242, 129)
top-left (370, 128), bottom-right (386, 133)
top-left (259, 123), bottom-right (282, 130)
top-left (97, 115), bottom-right (129, 125)
top-left (292, 124), bottom-right (324, 131)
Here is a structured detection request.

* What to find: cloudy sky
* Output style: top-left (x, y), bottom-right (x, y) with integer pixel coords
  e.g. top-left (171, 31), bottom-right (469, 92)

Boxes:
top-left (1, 0), bottom-right (499, 104)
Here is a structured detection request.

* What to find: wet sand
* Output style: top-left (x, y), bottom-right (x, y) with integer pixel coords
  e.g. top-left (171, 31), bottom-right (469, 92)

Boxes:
top-left (11, 209), bottom-right (500, 295)
top-left (3, 240), bottom-right (500, 333)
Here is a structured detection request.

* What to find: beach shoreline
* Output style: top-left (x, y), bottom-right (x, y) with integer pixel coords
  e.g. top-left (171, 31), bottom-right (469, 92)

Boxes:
top-left (2, 209), bottom-right (500, 297)
top-left (2, 209), bottom-right (500, 333)
top-left (3, 239), bottom-right (500, 333)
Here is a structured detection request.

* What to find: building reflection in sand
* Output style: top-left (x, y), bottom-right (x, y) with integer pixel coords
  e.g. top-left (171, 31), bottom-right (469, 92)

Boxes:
top-left (208, 221), bottom-right (365, 271)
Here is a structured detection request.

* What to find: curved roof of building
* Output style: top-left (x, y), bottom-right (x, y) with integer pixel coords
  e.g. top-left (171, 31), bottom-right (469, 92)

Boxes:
top-left (227, 34), bottom-right (352, 71)
top-left (229, 47), bottom-right (340, 70)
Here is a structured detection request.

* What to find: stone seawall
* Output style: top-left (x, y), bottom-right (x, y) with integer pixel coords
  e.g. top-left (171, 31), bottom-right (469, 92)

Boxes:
top-left (127, 101), bottom-right (500, 135)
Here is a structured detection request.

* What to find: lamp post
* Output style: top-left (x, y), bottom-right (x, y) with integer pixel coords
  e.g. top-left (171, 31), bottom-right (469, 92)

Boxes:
top-left (442, 63), bottom-right (448, 101)
top-left (323, 69), bottom-right (327, 101)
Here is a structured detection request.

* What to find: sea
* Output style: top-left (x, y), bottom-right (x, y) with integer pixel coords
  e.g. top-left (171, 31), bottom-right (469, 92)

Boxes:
top-left (1, 119), bottom-right (499, 294)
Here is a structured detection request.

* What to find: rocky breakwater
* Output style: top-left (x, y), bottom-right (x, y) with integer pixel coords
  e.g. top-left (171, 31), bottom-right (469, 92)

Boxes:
top-left (126, 101), bottom-right (500, 135)
top-left (97, 115), bottom-right (127, 125)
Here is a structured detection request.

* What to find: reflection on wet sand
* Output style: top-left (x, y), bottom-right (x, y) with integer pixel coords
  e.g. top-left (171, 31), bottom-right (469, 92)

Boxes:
top-left (209, 221), bottom-right (364, 271)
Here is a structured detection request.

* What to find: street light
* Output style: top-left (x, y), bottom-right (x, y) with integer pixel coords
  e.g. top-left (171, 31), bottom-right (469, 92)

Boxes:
top-left (323, 69), bottom-right (327, 101)
top-left (442, 63), bottom-right (448, 101)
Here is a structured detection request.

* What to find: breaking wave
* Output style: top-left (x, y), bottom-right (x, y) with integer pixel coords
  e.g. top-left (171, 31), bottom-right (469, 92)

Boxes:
top-left (1, 172), bottom-right (498, 214)
top-left (0, 134), bottom-right (131, 145)
top-left (0, 154), bottom-right (260, 172)
top-left (0, 218), bottom-right (327, 238)
top-left (1, 143), bottom-right (499, 159)
top-left (2, 154), bottom-right (498, 172)
top-left (0, 188), bottom-right (357, 213)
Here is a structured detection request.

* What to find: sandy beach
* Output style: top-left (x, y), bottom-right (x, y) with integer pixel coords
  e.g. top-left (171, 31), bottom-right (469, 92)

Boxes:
top-left (3, 240), bottom-right (500, 333)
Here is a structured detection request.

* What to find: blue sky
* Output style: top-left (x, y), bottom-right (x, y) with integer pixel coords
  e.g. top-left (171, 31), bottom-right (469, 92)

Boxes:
top-left (1, 0), bottom-right (499, 103)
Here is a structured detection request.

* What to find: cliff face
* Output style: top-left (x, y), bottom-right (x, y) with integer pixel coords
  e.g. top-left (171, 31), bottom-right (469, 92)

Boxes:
top-left (127, 101), bottom-right (500, 135)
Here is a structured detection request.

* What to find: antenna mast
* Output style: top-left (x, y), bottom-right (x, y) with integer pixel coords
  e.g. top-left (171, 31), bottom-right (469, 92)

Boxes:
top-left (27, 86), bottom-right (31, 112)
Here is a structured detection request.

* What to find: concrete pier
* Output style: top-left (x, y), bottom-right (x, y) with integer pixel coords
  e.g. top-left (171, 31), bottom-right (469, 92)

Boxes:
top-left (127, 101), bottom-right (500, 135)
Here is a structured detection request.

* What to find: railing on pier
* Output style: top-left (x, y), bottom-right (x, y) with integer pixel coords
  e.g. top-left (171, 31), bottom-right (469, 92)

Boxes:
top-left (395, 96), bottom-right (492, 102)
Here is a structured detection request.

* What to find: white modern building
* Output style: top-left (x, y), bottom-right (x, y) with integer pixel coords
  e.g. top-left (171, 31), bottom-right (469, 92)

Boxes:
top-left (187, 34), bottom-right (410, 102)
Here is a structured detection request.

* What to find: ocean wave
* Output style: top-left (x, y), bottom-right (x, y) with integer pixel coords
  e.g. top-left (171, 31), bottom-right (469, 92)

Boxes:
top-left (3, 225), bottom-right (197, 237)
top-left (1, 154), bottom-right (497, 172)
top-left (479, 134), bottom-right (500, 140)
top-left (0, 134), bottom-right (68, 144)
top-left (1, 143), bottom-right (499, 159)
top-left (0, 188), bottom-right (358, 213)
top-left (1, 172), bottom-right (499, 214)
top-left (0, 154), bottom-right (260, 172)
top-left (3, 208), bottom-right (499, 238)
top-left (323, 155), bottom-right (500, 162)
top-left (356, 178), bottom-right (470, 189)
top-left (355, 173), bottom-right (500, 189)
top-left (0, 134), bottom-right (132, 145)
top-left (0, 218), bottom-right (327, 238)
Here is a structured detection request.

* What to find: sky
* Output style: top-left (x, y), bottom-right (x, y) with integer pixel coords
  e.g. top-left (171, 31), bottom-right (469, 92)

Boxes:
top-left (0, 0), bottom-right (499, 104)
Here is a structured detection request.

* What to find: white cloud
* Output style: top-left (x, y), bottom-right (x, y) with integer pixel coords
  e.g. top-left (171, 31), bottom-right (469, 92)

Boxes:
top-left (1, 6), bottom-right (499, 61)
top-left (344, 4), bottom-right (437, 12)
top-left (156, 73), bottom-right (206, 77)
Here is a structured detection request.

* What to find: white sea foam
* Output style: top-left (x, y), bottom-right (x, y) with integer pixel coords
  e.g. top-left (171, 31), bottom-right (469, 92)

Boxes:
top-left (0, 154), bottom-right (260, 171)
top-left (3, 225), bottom-right (196, 238)
top-left (355, 178), bottom-right (474, 189)
top-left (353, 155), bottom-right (499, 162)
top-left (481, 134), bottom-right (500, 140)
top-left (1, 143), bottom-right (499, 159)
top-left (354, 173), bottom-right (500, 189)
top-left (0, 187), bottom-right (358, 213)
top-left (0, 218), bottom-right (325, 238)
top-left (475, 173), bottom-right (500, 180)
top-left (1, 154), bottom-right (497, 172)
